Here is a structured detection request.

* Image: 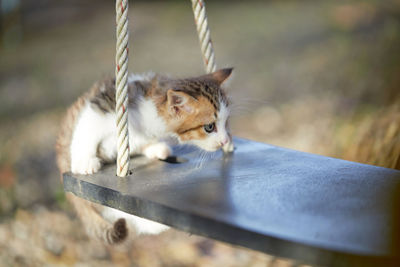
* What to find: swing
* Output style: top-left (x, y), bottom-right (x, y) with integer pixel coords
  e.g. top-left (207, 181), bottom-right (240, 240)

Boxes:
top-left (64, 1), bottom-right (400, 266)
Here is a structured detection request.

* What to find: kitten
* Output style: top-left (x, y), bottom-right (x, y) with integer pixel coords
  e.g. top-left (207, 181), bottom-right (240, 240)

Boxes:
top-left (56, 68), bottom-right (234, 244)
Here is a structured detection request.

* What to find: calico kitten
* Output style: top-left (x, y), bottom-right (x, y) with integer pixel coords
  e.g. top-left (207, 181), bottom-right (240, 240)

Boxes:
top-left (56, 68), bottom-right (234, 244)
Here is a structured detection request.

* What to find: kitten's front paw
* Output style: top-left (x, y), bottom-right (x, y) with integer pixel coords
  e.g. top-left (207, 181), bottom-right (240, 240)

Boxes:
top-left (71, 157), bottom-right (102, 175)
top-left (222, 139), bottom-right (234, 153)
top-left (143, 142), bottom-right (172, 160)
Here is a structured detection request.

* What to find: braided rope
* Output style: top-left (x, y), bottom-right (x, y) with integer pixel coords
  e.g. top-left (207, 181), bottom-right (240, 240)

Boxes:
top-left (115, 0), bottom-right (130, 177)
top-left (191, 0), bottom-right (217, 73)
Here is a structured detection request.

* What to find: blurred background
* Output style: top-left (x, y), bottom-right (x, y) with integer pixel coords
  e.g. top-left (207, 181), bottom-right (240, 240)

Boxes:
top-left (0, 0), bottom-right (399, 266)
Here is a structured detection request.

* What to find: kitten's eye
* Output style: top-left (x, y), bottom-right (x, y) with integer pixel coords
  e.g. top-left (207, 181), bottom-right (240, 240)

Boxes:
top-left (204, 123), bottom-right (215, 133)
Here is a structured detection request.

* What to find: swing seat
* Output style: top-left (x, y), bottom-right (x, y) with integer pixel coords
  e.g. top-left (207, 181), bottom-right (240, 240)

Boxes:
top-left (64, 137), bottom-right (400, 266)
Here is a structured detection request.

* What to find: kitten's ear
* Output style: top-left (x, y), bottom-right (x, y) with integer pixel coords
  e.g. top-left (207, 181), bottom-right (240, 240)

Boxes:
top-left (167, 90), bottom-right (194, 115)
top-left (210, 68), bottom-right (234, 85)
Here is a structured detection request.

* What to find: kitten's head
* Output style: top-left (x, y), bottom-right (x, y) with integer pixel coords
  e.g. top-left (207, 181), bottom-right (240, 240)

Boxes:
top-left (155, 68), bottom-right (233, 151)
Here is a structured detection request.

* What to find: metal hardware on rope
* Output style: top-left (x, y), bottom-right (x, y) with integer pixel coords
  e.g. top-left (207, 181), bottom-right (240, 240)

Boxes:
top-left (191, 0), bottom-right (217, 73)
top-left (115, 0), bottom-right (130, 177)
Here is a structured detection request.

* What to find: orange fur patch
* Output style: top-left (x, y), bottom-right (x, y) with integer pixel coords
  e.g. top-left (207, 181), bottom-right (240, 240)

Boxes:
top-left (158, 95), bottom-right (216, 141)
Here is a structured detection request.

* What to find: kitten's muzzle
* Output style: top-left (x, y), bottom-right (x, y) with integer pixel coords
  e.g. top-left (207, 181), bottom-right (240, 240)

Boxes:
top-left (219, 137), bottom-right (229, 147)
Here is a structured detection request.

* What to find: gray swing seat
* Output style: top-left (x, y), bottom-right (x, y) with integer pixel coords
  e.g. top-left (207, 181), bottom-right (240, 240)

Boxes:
top-left (64, 137), bottom-right (400, 266)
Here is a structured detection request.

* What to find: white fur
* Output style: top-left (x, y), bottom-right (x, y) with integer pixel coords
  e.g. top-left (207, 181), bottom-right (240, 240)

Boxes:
top-left (70, 103), bottom-right (116, 174)
top-left (216, 102), bottom-right (230, 143)
top-left (219, 103), bottom-right (234, 152)
top-left (222, 137), bottom-right (234, 153)
top-left (70, 74), bottom-right (170, 174)
top-left (102, 207), bottom-right (169, 235)
top-left (128, 72), bottom-right (155, 84)
top-left (143, 142), bottom-right (172, 160)
top-left (70, 98), bottom-right (171, 174)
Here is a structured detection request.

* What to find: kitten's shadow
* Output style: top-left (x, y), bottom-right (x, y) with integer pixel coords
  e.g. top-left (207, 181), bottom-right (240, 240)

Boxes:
top-left (160, 156), bottom-right (188, 164)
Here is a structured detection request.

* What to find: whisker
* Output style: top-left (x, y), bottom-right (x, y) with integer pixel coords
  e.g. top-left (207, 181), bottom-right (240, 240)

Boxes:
top-left (194, 150), bottom-right (204, 169)
top-left (197, 151), bottom-right (204, 169)
top-left (199, 150), bottom-right (207, 169)
top-left (228, 97), bottom-right (272, 116)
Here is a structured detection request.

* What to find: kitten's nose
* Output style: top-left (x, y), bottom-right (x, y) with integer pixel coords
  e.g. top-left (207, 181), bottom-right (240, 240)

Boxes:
top-left (219, 137), bottom-right (229, 146)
